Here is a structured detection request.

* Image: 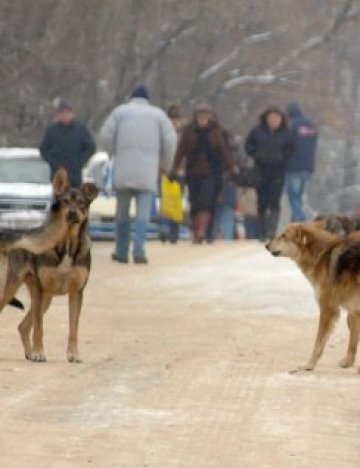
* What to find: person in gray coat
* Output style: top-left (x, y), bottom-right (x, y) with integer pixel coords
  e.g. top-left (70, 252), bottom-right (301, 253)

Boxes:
top-left (100, 85), bottom-right (177, 264)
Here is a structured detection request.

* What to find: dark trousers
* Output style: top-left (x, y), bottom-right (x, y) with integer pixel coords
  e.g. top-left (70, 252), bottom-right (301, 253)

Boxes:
top-left (187, 174), bottom-right (222, 241)
top-left (159, 218), bottom-right (180, 243)
top-left (256, 177), bottom-right (284, 240)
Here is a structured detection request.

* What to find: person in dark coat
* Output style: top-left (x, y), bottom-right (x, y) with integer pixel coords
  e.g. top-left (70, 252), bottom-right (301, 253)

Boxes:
top-left (245, 106), bottom-right (294, 241)
top-left (170, 103), bottom-right (237, 243)
top-left (40, 100), bottom-right (96, 187)
top-left (286, 102), bottom-right (318, 221)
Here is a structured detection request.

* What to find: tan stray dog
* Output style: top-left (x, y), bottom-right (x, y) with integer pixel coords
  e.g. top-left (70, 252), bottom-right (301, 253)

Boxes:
top-left (18, 172), bottom-right (98, 363)
top-left (0, 169), bottom-right (98, 362)
top-left (266, 223), bottom-right (360, 373)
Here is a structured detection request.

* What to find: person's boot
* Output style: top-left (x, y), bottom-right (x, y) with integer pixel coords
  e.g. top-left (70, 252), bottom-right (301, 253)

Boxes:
top-left (169, 221), bottom-right (179, 244)
top-left (192, 213), bottom-right (200, 243)
top-left (267, 210), bottom-right (280, 239)
top-left (158, 218), bottom-right (169, 243)
top-left (197, 211), bottom-right (211, 243)
top-left (258, 213), bottom-right (268, 242)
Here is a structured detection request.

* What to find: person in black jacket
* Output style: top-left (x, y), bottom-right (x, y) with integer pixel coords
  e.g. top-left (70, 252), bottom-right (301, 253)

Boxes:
top-left (286, 103), bottom-right (318, 221)
top-left (40, 100), bottom-right (96, 187)
top-left (245, 106), bottom-right (294, 241)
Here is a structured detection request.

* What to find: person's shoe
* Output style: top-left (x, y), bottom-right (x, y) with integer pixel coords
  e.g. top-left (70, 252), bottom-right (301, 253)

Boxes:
top-left (133, 256), bottom-right (149, 264)
top-left (111, 253), bottom-right (129, 263)
top-left (159, 233), bottom-right (168, 243)
top-left (193, 236), bottom-right (203, 244)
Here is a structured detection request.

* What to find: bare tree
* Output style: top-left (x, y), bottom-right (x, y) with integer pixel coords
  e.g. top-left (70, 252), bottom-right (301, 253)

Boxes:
top-left (0, 0), bottom-right (359, 160)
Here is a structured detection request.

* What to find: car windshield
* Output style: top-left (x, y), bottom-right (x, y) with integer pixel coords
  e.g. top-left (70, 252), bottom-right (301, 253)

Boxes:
top-left (0, 158), bottom-right (50, 184)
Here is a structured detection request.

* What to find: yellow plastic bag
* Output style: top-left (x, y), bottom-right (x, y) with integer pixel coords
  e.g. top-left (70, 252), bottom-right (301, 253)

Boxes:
top-left (160, 176), bottom-right (184, 223)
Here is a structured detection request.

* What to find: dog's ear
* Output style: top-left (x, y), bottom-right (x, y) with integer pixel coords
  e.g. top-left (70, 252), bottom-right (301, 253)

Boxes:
top-left (81, 183), bottom-right (99, 204)
top-left (293, 226), bottom-right (313, 247)
top-left (325, 214), bottom-right (342, 234)
top-left (53, 168), bottom-right (70, 196)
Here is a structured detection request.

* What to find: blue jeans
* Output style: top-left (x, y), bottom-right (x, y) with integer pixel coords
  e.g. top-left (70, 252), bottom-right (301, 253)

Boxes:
top-left (244, 216), bottom-right (260, 239)
top-left (211, 205), bottom-right (235, 240)
top-left (115, 189), bottom-right (153, 259)
top-left (286, 171), bottom-right (311, 222)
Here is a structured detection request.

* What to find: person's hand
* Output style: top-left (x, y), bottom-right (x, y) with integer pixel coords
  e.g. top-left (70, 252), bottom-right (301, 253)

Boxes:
top-left (167, 170), bottom-right (177, 182)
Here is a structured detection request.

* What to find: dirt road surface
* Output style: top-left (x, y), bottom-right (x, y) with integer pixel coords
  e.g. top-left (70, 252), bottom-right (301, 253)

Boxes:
top-left (0, 241), bottom-right (359, 468)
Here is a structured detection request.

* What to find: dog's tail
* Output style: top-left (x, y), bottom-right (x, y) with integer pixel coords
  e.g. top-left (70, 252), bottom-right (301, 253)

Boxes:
top-left (335, 242), bottom-right (360, 280)
top-left (8, 297), bottom-right (24, 310)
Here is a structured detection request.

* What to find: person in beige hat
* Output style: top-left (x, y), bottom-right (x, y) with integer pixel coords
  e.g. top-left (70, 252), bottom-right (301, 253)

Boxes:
top-left (170, 102), bottom-right (237, 243)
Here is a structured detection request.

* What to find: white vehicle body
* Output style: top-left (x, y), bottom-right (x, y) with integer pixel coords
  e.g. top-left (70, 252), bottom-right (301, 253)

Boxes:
top-left (0, 148), bottom-right (52, 230)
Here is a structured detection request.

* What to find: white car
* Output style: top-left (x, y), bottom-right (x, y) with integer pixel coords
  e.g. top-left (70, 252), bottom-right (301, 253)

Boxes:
top-left (0, 148), bottom-right (103, 231)
top-left (0, 148), bottom-right (52, 230)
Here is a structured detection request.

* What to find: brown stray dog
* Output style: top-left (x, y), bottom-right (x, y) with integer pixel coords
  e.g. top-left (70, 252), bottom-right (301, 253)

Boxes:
top-left (0, 169), bottom-right (98, 362)
top-left (266, 223), bottom-right (360, 373)
top-left (19, 172), bottom-right (98, 363)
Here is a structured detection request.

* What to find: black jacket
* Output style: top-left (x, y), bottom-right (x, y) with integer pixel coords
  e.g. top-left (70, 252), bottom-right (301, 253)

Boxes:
top-left (286, 103), bottom-right (318, 173)
top-left (40, 120), bottom-right (96, 187)
top-left (245, 123), bottom-right (294, 179)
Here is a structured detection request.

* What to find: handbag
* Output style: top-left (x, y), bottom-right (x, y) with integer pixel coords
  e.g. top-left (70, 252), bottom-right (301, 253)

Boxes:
top-left (160, 176), bottom-right (184, 223)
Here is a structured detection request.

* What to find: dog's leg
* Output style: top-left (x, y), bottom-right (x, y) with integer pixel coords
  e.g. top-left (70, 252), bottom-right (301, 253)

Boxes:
top-left (18, 281), bottom-right (34, 359)
top-left (291, 300), bottom-right (340, 373)
top-left (30, 287), bottom-right (52, 362)
top-left (18, 309), bottom-right (33, 359)
top-left (339, 313), bottom-right (360, 368)
top-left (67, 290), bottom-right (83, 363)
top-left (18, 293), bottom-right (52, 361)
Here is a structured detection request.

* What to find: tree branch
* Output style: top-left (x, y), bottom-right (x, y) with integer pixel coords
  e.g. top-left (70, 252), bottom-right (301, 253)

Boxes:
top-left (219, 0), bottom-right (359, 93)
top-left (140, 15), bottom-right (200, 79)
top-left (223, 72), bottom-right (299, 90)
top-left (199, 25), bottom-right (287, 82)
top-left (272, 0), bottom-right (359, 71)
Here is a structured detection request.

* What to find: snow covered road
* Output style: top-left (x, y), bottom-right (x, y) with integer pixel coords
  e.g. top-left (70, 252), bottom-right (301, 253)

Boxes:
top-left (0, 241), bottom-right (358, 467)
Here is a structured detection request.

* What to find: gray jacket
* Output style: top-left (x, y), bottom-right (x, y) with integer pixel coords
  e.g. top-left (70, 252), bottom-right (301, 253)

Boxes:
top-left (100, 98), bottom-right (177, 192)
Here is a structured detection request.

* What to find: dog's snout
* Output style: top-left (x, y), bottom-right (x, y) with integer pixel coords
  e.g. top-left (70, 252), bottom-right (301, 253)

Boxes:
top-left (67, 209), bottom-right (79, 223)
top-left (265, 240), bottom-right (281, 256)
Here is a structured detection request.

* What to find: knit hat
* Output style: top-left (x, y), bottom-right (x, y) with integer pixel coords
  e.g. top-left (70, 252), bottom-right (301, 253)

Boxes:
top-left (57, 99), bottom-right (73, 112)
top-left (286, 102), bottom-right (303, 118)
top-left (131, 85), bottom-right (150, 100)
